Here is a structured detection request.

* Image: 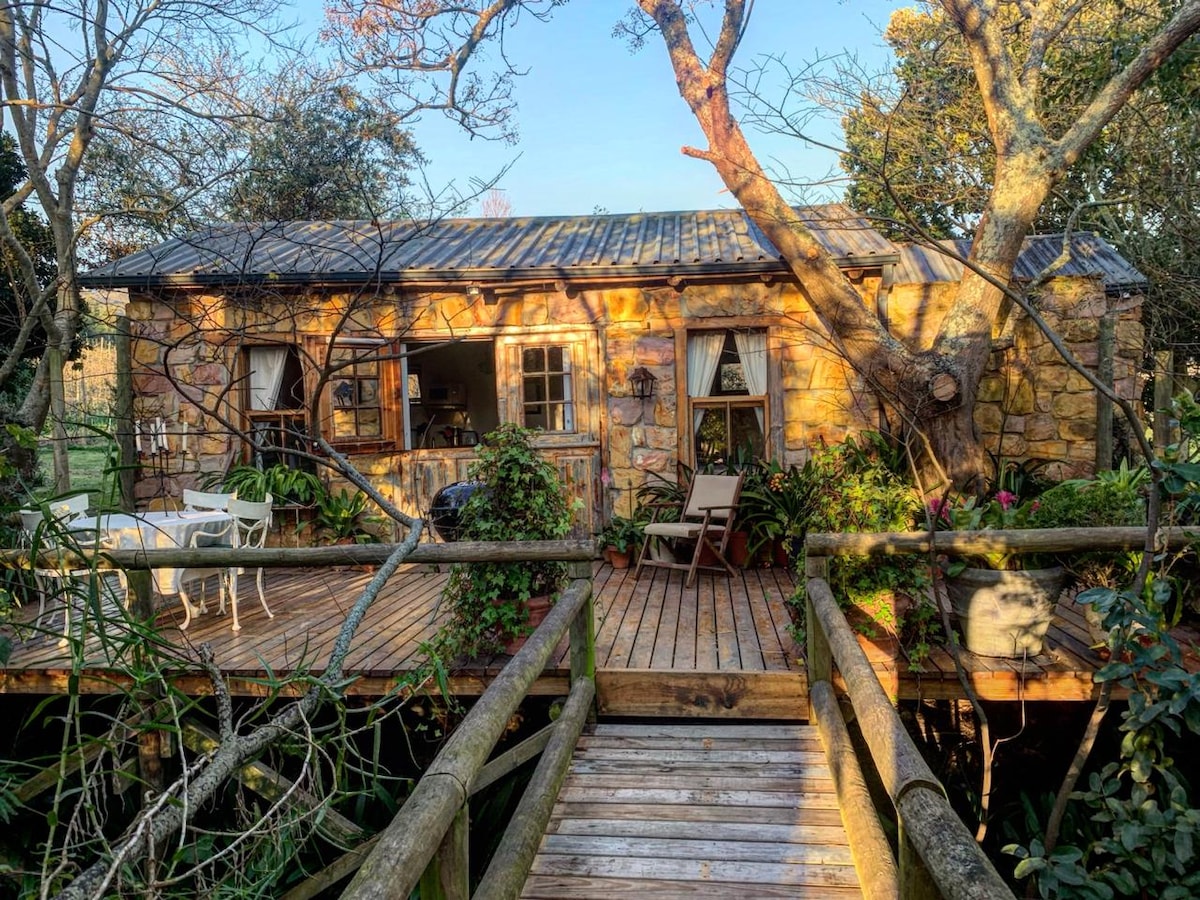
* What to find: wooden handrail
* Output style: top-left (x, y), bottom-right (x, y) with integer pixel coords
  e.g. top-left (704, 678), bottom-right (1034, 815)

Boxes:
top-left (804, 527), bottom-right (1033, 900)
top-left (0, 538), bottom-right (597, 572)
top-left (805, 525), bottom-right (1189, 558)
top-left (806, 574), bottom-right (1014, 899)
top-left (342, 572), bottom-right (595, 899)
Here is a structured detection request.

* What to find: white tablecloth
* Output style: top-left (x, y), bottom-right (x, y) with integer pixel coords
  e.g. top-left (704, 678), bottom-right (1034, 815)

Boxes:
top-left (72, 510), bottom-right (233, 595)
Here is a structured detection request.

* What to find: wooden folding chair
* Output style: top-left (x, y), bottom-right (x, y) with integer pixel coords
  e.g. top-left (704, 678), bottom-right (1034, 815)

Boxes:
top-left (634, 473), bottom-right (744, 587)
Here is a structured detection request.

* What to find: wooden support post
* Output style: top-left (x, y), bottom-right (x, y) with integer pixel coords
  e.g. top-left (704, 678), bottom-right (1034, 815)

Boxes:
top-left (804, 553), bottom-right (831, 721)
top-left (418, 806), bottom-right (469, 900)
top-left (1096, 311), bottom-right (1115, 472)
top-left (1154, 349), bottom-right (1176, 456)
top-left (474, 677), bottom-right (595, 900)
top-left (567, 563), bottom-right (595, 685)
top-left (115, 316), bottom-right (137, 512)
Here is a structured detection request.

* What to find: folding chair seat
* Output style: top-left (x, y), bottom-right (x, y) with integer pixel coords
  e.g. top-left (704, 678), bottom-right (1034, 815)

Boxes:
top-left (634, 473), bottom-right (744, 587)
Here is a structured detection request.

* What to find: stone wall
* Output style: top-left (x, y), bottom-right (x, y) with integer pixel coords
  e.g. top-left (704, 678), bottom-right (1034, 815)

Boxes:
top-left (888, 276), bottom-right (1144, 479)
top-left (124, 268), bottom-right (1138, 521)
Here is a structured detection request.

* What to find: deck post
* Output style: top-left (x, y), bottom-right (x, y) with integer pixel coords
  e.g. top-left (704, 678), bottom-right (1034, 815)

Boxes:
top-left (804, 553), bottom-right (831, 720)
top-left (567, 563), bottom-right (595, 685)
top-left (418, 805), bottom-right (469, 900)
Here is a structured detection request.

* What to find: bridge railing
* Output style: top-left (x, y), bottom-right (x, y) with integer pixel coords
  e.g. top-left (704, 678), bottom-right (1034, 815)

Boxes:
top-left (803, 526), bottom-right (1189, 899)
top-left (336, 545), bottom-right (596, 900)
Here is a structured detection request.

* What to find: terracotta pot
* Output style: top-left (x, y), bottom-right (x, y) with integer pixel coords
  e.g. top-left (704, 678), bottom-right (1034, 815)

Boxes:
top-left (772, 537), bottom-right (799, 569)
top-left (605, 545), bottom-right (632, 569)
top-left (727, 530), bottom-right (750, 568)
top-left (501, 594), bottom-right (554, 655)
top-left (945, 566), bottom-right (1067, 658)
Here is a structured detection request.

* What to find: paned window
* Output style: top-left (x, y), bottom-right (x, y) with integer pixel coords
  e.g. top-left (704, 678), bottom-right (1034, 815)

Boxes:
top-left (687, 329), bottom-right (768, 467)
top-left (329, 343), bottom-right (384, 440)
top-left (521, 344), bottom-right (575, 432)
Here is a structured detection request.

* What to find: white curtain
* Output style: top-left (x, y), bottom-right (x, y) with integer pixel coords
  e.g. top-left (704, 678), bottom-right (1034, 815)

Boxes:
top-left (687, 331), bottom-right (725, 433)
top-left (561, 351), bottom-right (575, 432)
top-left (248, 347), bottom-right (288, 410)
top-left (734, 330), bottom-right (768, 430)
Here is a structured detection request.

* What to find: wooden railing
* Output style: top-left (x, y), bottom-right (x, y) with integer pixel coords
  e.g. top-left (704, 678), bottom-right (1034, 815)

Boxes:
top-left (3, 538), bottom-right (597, 899)
top-left (805, 529), bottom-right (1077, 899)
top-left (803, 526), bottom-right (1195, 899)
top-left (330, 547), bottom-right (597, 900)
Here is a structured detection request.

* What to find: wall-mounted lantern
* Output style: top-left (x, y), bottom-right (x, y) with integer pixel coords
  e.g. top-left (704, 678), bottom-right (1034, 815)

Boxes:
top-left (629, 366), bottom-right (657, 400)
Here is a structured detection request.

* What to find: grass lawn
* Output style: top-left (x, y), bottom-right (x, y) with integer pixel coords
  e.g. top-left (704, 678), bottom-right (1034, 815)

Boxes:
top-left (35, 441), bottom-right (121, 508)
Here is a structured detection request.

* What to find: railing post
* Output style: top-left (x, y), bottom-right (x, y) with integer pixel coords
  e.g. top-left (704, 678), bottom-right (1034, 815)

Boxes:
top-left (568, 561), bottom-right (595, 684)
top-left (418, 805), bottom-right (469, 900)
top-left (804, 553), bottom-right (831, 721)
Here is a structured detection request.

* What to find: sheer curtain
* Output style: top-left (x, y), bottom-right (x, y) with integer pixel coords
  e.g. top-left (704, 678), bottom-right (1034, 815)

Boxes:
top-left (248, 347), bottom-right (288, 410)
top-left (687, 331), bottom-right (725, 433)
top-left (734, 330), bottom-right (767, 430)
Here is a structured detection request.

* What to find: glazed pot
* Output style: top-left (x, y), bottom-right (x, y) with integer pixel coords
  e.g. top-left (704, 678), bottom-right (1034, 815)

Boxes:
top-left (945, 565), bottom-right (1067, 658)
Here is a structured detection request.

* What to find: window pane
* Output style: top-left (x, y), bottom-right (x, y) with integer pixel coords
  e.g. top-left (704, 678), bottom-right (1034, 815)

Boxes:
top-left (523, 375), bottom-right (545, 402)
top-left (358, 409), bottom-right (381, 436)
top-left (548, 403), bottom-right (566, 431)
top-left (548, 346), bottom-right (566, 372)
top-left (523, 347), bottom-right (545, 373)
top-left (730, 406), bottom-right (765, 460)
top-left (332, 409), bottom-right (357, 438)
top-left (548, 374), bottom-right (566, 402)
top-left (358, 379), bottom-right (379, 404)
top-left (695, 407), bottom-right (727, 466)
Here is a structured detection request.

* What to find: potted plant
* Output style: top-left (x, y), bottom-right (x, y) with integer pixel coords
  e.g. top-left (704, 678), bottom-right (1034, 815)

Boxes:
top-left (441, 424), bottom-right (577, 655)
top-left (304, 488), bottom-right (384, 545)
top-left (213, 463), bottom-right (323, 506)
top-left (1027, 473), bottom-right (1147, 641)
top-left (737, 459), bottom-right (817, 568)
top-left (933, 490), bottom-right (1067, 658)
top-left (599, 514), bottom-right (643, 569)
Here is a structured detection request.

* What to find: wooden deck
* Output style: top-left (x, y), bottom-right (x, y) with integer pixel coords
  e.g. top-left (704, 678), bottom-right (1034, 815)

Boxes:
top-left (3, 563), bottom-right (1195, 712)
top-left (521, 722), bottom-right (861, 898)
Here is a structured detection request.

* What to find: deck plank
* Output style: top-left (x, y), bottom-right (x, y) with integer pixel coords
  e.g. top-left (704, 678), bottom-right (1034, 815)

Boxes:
top-left (5, 561), bottom-right (1192, 706)
top-left (522, 722), bottom-right (861, 898)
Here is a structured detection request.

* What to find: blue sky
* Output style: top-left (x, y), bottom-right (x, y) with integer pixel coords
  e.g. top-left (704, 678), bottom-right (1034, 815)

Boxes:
top-left (400, 2), bottom-right (904, 217)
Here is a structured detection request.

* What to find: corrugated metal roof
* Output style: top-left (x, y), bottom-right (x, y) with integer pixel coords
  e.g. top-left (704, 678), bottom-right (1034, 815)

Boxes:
top-left (80, 203), bottom-right (898, 288)
top-left (894, 233), bottom-right (1147, 291)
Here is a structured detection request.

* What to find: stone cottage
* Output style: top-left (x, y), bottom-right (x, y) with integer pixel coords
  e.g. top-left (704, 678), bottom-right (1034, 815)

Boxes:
top-left (80, 205), bottom-right (1145, 534)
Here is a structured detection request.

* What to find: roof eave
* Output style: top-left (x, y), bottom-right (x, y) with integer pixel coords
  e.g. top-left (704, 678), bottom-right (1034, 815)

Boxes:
top-left (80, 254), bottom-right (901, 290)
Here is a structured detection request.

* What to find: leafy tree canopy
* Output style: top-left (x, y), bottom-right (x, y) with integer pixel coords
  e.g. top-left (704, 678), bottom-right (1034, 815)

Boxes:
top-left (841, 1), bottom-right (1200, 355)
top-left (224, 83), bottom-right (425, 222)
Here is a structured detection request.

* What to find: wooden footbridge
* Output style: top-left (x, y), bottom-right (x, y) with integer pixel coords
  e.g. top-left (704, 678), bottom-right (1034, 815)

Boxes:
top-left (6, 530), bottom-right (1189, 897)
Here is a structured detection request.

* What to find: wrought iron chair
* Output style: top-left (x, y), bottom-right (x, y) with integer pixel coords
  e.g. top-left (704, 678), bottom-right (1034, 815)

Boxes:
top-left (634, 473), bottom-right (744, 587)
top-left (225, 495), bottom-right (274, 632)
top-left (182, 489), bottom-right (236, 511)
top-left (18, 496), bottom-right (109, 639)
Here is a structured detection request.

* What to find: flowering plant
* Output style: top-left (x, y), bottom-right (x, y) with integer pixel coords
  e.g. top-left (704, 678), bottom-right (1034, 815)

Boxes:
top-left (929, 491), bottom-right (1039, 571)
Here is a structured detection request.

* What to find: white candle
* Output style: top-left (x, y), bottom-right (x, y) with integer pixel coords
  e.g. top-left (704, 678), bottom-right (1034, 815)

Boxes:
top-left (181, 421), bottom-right (188, 454)
top-left (134, 421), bottom-right (142, 453)
top-left (148, 430), bottom-right (158, 455)
top-left (157, 417), bottom-right (167, 453)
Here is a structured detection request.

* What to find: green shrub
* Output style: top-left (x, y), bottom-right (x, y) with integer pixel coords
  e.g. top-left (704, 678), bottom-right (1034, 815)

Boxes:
top-left (791, 435), bottom-right (935, 666)
top-left (442, 424), bottom-right (577, 655)
top-left (1030, 480), bottom-right (1146, 588)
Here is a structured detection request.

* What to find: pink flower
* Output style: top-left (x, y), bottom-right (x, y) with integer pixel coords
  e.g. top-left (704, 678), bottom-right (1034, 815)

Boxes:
top-left (928, 498), bottom-right (950, 521)
top-left (995, 490), bottom-right (1017, 511)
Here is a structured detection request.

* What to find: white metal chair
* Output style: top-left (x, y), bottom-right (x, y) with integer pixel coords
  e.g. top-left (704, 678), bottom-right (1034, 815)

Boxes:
top-left (182, 489), bottom-right (236, 511)
top-left (225, 495), bottom-right (274, 631)
top-left (18, 500), bottom-right (108, 640)
top-left (179, 523), bottom-right (233, 630)
top-left (634, 473), bottom-right (744, 587)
